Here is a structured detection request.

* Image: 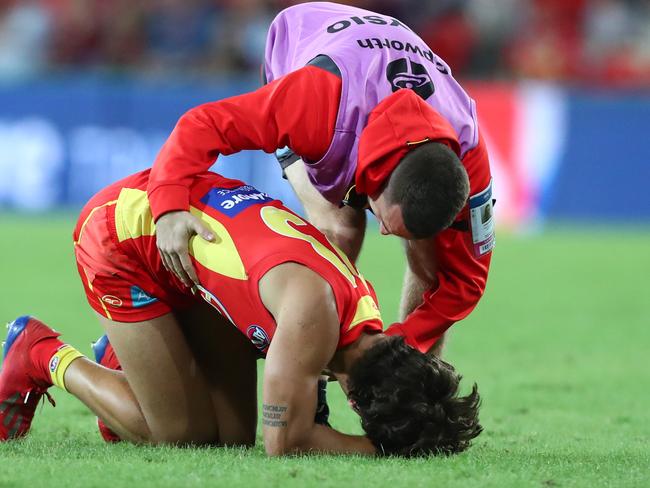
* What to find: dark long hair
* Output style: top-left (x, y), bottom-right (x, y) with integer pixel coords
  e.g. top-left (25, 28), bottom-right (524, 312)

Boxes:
top-left (348, 336), bottom-right (482, 457)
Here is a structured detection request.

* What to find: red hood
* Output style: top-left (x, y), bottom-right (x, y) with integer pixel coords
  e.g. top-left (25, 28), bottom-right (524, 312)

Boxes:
top-left (356, 89), bottom-right (461, 196)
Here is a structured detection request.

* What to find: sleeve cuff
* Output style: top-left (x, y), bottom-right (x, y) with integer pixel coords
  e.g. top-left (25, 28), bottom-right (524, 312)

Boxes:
top-left (148, 184), bottom-right (191, 221)
top-left (384, 322), bottom-right (406, 337)
top-left (384, 322), bottom-right (432, 354)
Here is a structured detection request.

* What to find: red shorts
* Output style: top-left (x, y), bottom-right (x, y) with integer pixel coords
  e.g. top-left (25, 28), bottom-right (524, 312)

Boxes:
top-left (73, 202), bottom-right (195, 323)
top-left (72, 170), bottom-right (383, 347)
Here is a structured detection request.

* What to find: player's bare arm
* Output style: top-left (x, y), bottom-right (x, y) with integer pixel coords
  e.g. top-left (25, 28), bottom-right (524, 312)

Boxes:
top-left (259, 263), bottom-right (376, 456)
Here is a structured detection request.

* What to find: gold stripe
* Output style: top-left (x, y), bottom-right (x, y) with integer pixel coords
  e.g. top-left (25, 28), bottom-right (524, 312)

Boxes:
top-left (82, 266), bottom-right (112, 320)
top-left (260, 206), bottom-right (356, 286)
top-left (329, 241), bottom-right (358, 281)
top-left (343, 185), bottom-right (356, 202)
top-left (50, 345), bottom-right (85, 392)
top-left (348, 295), bottom-right (382, 331)
top-left (406, 137), bottom-right (430, 146)
top-left (114, 188), bottom-right (155, 242)
top-left (74, 200), bottom-right (118, 245)
top-left (188, 207), bottom-right (247, 280)
top-left (113, 188), bottom-right (246, 280)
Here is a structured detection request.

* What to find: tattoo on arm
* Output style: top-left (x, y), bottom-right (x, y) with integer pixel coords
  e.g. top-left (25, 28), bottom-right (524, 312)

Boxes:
top-left (262, 404), bottom-right (288, 428)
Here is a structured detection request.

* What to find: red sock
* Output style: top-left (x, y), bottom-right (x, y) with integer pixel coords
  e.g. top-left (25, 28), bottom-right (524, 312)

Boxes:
top-left (29, 337), bottom-right (65, 386)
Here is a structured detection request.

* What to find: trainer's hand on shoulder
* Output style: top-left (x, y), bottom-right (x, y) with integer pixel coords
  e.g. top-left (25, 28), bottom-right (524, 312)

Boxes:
top-left (155, 210), bottom-right (214, 287)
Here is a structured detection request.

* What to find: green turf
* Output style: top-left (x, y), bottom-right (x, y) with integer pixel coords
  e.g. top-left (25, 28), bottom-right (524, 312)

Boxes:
top-left (0, 213), bottom-right (648, 487)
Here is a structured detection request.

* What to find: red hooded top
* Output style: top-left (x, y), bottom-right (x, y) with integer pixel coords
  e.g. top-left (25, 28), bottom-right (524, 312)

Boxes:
top-left (356, 89), bottom-right (461, 197)
top-left (147, 65), bottom-right (492, 353)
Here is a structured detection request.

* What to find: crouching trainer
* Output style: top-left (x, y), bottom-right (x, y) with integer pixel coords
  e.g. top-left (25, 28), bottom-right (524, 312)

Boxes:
top-left (149, 2), bottom-right (495, 361)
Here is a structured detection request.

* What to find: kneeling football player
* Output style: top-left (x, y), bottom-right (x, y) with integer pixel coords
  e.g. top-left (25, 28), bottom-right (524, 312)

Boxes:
top-left (0, 169), bottom-right (481, 456)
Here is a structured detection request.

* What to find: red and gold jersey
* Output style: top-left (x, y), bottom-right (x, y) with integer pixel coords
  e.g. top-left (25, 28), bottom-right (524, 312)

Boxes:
top-left (73, 170), bottom-right (382, 354)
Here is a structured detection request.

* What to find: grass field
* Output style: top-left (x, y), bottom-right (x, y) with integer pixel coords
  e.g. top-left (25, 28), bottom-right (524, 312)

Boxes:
top-left (0, 213), bottom-right (648, 487)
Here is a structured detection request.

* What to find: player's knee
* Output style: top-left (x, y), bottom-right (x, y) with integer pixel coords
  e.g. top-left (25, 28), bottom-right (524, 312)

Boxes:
top-left (148, 421), bottom-right (219, 446)
top-left (221, 430), bottom-right (256, 448)
top-left (214, 414), bottom-right (257, 448)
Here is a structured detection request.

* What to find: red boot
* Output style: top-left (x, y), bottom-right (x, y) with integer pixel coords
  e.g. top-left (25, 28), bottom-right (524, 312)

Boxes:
top-left (0, 316), bottom-right (61, 441)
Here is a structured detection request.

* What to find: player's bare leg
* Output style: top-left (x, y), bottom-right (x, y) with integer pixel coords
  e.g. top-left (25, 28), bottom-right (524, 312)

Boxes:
top-left (399, 239), bottom-right (446, 357)
top-left (285, 159), bottom-right (366, 262)
top-left (64, 311), bottom-right (221, 444)
top-left (1, 306), bottom-right (258, 444)
top-left (176, 301), bottom-right (258, 446)
top-left (61, 357), bottom-right (148, 442)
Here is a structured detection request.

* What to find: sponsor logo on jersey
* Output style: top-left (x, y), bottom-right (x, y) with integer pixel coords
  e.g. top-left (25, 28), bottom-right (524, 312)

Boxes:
top-left (386, 58), bottom-right (434, 100)
top-left (101, 295), bottom-right (123, 307)
top-left (49, 356), bottom-right (60, 373)
top-left (201, 185), bottom-right (273, 218)
top-left (246, 325), bottom-right (270, 351)
top-left (130, 286), bottom-right (158, 308)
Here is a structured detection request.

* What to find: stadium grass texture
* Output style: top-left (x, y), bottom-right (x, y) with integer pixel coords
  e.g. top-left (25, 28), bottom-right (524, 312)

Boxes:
top-left (0, 213), bottom-right (648, 488)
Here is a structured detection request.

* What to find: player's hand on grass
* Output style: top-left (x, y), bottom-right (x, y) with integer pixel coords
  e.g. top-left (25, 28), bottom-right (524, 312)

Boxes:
top-left (156, 210), bottom-right (214, 287)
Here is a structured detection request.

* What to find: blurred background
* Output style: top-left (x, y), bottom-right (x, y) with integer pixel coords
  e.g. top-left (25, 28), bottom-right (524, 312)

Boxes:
top-left (1, 0), bottom-right (649, 225)
top-left (0, 5), bottom-right (648, 478)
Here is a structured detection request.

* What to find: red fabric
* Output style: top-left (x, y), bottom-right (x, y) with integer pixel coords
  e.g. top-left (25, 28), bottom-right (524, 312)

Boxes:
top-left (74, 202), bottom-right (195, 323)
top-left (0, 317), bottom-right (62, 440)
top-left (144, 61), bottom-right (491, 353)
top-left (29, 332), bottom-right (64, 387)
top-left (75, 170), bottom-right (382, 351)
top-left (147, 66), bottom-right (341, 221)
top-left (384, 136), bottom-right (492, 353)
top-left (356, 89), bottom-right (461, 196)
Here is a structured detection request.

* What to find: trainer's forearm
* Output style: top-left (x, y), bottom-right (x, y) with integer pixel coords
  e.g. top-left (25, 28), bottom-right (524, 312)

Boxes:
top-left (398, 266), bottom-right (448, 356)
top-left (398, 263), bottom-right (432, 321)
top-left (387, 229), bottom-right (491, 354)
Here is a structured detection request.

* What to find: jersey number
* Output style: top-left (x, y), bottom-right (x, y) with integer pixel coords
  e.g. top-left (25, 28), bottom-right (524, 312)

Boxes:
top-left (259, 206), bottom-right (359, 286)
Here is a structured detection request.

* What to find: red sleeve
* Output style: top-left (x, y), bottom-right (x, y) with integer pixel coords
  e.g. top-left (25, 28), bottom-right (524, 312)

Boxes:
top-left (147, 66), bottom-right (342, 220)
top-left (384, 228), bottom-right (492, 353)
top-left (384, 135), bottom-right (492, 353)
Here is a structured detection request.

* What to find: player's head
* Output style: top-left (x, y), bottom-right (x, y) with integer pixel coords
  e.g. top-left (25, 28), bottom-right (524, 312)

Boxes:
top-left (368, 142), bottom-right (469, 239)
top-left (347, 336), bottom-right (481, 457)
